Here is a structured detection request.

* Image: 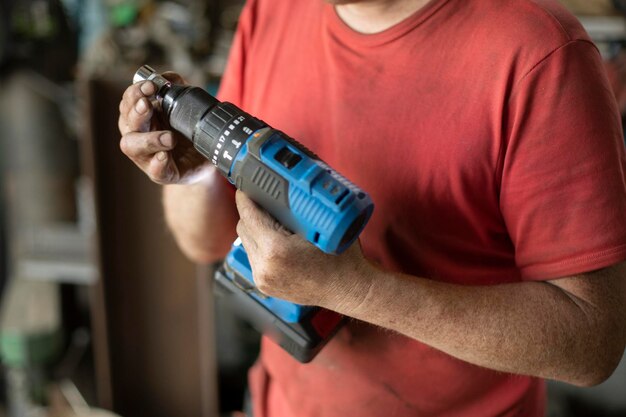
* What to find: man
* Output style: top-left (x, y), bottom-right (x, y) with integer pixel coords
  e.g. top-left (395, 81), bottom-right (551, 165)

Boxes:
top-left (118, 0), bottom-right (626, 415)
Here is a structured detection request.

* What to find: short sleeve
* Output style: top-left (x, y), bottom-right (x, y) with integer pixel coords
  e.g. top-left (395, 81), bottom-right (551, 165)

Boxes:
top-left (500, 40), bottom-right (626, 280)
top-left (216, 0), bottom-right (257, 105)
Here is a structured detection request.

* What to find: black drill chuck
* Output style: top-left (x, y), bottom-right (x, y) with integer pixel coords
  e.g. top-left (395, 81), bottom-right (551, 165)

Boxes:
top-left (162, 85), bottom-right (218, 140)
top-left (133, 65), bottom-right (264, 176)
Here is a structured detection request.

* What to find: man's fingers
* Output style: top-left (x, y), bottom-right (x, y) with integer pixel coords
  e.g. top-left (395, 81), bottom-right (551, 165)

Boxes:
top-left (236, 220), bottom-right (258, 252)
top-left (124, 96), bottom-right (153, 134)
top-left (235, 191), bottom-right (293, 235)
top-left (119, 129), bottom-right (179, 184)
top-left (120, 131), bottom-right (177, 159)
top-left (146, 151), bottom-right (179, 184)
top-left (122, 80), bottom-right (155, 103)
top-left (119, 82), bottom-right (150, 115)
top-left (117, 77), bottom-right (186, 186)
top-left (235, 191), bottom-right (274, 229)
top-left (118, 81), bottom-right (157, 135)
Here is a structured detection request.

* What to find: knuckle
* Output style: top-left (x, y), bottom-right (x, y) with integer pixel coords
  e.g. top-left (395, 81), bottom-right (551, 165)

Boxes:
top-left (120, 133), bottom-right (146, 157)
top-left (236, 221), bottom-right (245, 237)
top-left (118, 118), bottom-right (126, 135)
top-left (119, 136), bottom-right (128, 154)
top-left (237, 204), bottom-right (253, 221)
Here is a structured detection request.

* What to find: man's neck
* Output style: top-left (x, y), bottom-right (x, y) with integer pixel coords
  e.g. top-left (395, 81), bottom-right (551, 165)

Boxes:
top-left (335, 0), bottom-right (431, 34)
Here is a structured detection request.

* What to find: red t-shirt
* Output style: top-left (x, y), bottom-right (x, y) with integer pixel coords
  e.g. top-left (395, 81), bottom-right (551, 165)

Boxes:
top-left (218, 0), bottom-right (626, 416)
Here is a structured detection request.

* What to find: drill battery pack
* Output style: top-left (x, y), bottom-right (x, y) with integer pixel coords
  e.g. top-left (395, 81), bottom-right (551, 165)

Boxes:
top-left (214, 241), bottom-right (345, 363)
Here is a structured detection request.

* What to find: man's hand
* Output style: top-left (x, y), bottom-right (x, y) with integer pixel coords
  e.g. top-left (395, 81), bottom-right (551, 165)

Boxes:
top-left (235, 193), bottom-right (626, 386)
top-left (118, 72), bottom-right (239, 263)
top-left (234, 191), bottom-right (374, 309)
top-left (118, 73), bottom-right (209, 185)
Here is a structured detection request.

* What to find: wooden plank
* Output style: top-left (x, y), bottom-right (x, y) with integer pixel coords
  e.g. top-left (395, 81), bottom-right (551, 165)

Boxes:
top-left (79, 76), bottom-right (217, 417)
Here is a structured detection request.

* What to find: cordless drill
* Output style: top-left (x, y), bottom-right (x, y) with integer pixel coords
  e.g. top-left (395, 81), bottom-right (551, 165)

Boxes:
top-left (133, 66), bottom-right (374, 362)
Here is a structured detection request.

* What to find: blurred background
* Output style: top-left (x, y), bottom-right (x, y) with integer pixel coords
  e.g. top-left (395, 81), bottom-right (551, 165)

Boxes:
top-left (0, 0), bottom-right (624, 416)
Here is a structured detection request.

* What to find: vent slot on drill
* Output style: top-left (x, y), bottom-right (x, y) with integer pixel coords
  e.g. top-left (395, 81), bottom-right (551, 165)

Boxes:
top-left (275, 147), bottom-right (302, 169)
top-left (335, 189), bottom-right (349, 205)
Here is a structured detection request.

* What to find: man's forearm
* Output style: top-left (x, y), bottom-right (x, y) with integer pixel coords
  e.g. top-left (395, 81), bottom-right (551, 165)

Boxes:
top-left (330, 262), bottom-right (626, 386)
top-left (163, 168), bottom-right (238, 263)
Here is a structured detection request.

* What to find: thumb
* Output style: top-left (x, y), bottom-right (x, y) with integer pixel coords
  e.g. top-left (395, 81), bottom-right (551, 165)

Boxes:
top-left (235, 191), bottom-right (291, 235)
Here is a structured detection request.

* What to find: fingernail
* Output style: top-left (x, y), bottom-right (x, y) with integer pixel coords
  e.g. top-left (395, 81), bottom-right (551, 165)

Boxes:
top-left (159, 132), bottom-right (174, 148)
top-left (156, 151), bottom-right (167, 161)
top-left (140, 81), bottom-right (155, 96)
top-left (135, 98), bottom-right (148, 114)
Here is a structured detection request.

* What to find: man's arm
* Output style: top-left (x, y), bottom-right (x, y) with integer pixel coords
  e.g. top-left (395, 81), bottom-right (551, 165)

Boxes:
top-left (345, 261), bottom-right (626, 387)
top-left (163, 179), bottom-right (238, 263)
top-left (234, 192), bottom-right (626, 387)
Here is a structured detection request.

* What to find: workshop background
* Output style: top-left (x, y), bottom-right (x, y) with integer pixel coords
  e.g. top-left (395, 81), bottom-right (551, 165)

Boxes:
top-left (0, 0), bottom-right (625, 416)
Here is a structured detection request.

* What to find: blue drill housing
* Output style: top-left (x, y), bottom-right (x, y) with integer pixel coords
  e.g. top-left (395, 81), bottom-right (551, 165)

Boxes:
top-left (230, 129), bottom-right (374, 255)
